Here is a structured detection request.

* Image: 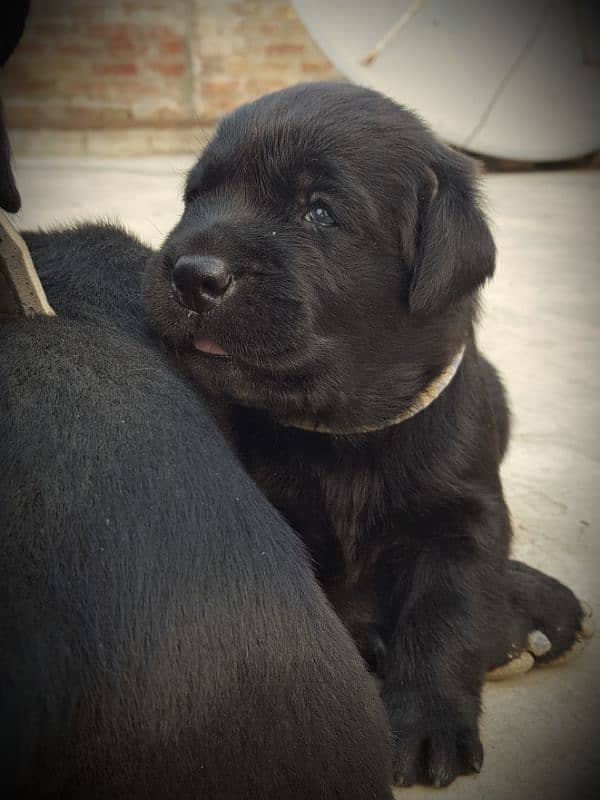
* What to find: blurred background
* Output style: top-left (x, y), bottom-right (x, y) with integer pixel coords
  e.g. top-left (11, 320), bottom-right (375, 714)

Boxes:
top-left (1, 0), bottom-right (341, 156)
top-left (1, 0), bottom-right (598, 163)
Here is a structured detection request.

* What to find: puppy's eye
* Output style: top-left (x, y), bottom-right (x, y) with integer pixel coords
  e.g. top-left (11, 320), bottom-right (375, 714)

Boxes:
top-left (304, 202), bottom-right (336, 227)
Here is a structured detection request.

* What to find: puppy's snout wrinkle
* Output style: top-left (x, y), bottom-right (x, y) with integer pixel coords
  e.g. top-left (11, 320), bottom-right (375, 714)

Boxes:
top-left (172, 255), bottom-right (232, 312)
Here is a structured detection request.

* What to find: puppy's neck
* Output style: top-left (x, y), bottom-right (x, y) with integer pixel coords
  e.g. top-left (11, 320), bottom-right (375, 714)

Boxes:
top-left (278, 345), bottom-right (466, 436)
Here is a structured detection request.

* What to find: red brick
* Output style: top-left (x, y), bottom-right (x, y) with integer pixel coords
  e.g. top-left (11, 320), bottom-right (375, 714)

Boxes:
top-left (159, 39), bottom-right (185, 55)
top-left (148, 62), bottom-right (186, 77)
top-left (259, 23), bottom-right (278, 35)
top-left (56, 44), bottom-right (96, 56)
top-left (246, 78), bottom-right (287, 95)
top-left (201, 79), bottom-right (239, 96)
top-left (1, 0), bottom-right (342, 137)
top-left (4, 77), bottom-right (54, 93)
top-left (87, 23), bottom-right (176, 40)
top-left (300, 59), bottom-right (335, 74)
top-left (94, 63), bottom-right (138, 76)
top-left (265, 43), bottom-right (307, 56)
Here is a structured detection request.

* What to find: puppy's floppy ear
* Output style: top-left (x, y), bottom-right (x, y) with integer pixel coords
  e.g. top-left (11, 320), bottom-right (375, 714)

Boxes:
top-left (408, 147), bottom-right (495, 315)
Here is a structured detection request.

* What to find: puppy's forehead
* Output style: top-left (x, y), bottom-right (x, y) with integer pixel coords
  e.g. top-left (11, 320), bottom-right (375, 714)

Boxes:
top-left (190, 84), bottom-right (433, 198)
top-left (208, 114), bottom-right (353, 185)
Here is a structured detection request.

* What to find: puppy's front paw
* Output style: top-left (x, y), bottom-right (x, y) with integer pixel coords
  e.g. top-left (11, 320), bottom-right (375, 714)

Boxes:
top-left (389, 710), bottom-right (482, 787)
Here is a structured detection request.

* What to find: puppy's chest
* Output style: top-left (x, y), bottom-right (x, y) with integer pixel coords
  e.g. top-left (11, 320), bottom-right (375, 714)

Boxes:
top-left (319, 467), bottom-right (388, 573)
top-left (253, 454), bottom-right (393, 583)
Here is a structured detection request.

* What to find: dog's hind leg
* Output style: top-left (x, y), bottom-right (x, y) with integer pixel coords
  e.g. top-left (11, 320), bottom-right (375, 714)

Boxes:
top-left (485, 560), bottom-right (592, 681)
top-left (342, 558), bottom-right (591, 683)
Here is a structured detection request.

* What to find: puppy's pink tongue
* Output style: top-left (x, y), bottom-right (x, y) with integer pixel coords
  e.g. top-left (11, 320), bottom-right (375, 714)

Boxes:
top-left (193, 337), bottom-right (228, 356)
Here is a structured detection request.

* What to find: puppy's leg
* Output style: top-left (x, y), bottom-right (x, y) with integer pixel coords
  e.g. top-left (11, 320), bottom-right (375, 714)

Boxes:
top-left (383, 606), bottom-right (485, 788)
top-left (382, 508), bottom-right (508, 786)
top-left (353, 558), bottom-right (590, 684)
top-left (485, 560), bottom-right (592, 680)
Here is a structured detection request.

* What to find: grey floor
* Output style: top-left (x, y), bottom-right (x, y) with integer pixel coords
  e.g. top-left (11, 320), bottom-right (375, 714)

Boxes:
top-left (11, 157), bottom-right (600, 799)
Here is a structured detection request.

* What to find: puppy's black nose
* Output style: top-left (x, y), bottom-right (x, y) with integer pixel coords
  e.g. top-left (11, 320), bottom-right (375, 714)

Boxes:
top-left (172, 255), bottom-right (231, 312)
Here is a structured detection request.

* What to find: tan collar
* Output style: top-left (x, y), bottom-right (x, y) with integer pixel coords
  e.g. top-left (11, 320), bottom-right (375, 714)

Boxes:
top-left (278, 345), bottom-right (466, 435)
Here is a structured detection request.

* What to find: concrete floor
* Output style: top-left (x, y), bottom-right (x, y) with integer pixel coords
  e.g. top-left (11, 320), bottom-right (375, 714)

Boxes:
top-left (11, 157), bottom-right (600, 799)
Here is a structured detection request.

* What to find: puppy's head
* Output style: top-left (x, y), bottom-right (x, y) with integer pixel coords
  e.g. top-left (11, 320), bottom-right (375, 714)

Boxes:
top-left (144, 83), bottom-right (495, 429)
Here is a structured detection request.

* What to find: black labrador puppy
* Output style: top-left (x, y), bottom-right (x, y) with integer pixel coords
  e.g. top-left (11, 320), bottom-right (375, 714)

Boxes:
top-left (0, 149), bottom-right (393, 797)
top-left (144, 82), bottom-right (587, 788)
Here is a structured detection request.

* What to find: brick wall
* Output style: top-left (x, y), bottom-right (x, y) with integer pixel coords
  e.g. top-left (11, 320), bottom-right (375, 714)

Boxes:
top-left (0, 0), bottom-right (342, 155)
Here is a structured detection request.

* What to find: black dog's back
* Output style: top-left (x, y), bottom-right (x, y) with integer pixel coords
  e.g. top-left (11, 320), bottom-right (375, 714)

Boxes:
top-left (0, 225), bottom-right (392, 798)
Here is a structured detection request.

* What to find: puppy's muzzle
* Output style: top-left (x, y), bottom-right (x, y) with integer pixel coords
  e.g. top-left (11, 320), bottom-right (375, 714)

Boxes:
top-left (172, 255), bottom-right (232, 314)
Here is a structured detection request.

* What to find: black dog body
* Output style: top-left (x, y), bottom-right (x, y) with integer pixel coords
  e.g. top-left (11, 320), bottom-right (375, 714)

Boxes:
top-left (144, 82), bottom-right (585, 787)
top-left (1, 225), bottom-right (393, 799)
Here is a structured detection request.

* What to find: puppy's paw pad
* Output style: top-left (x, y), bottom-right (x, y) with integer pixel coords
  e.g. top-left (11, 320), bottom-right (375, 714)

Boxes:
top-left (486, 650), bottom-right (535, 681)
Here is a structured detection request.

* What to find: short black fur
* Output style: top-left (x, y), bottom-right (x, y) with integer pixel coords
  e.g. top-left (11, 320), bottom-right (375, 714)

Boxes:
top-left (0, 217), bottom-right (393, 795)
